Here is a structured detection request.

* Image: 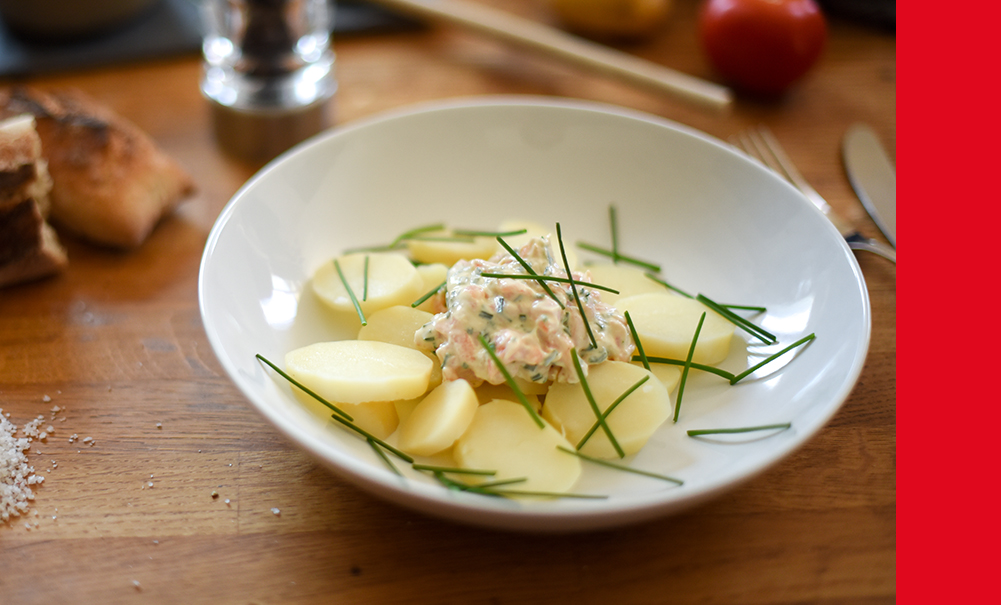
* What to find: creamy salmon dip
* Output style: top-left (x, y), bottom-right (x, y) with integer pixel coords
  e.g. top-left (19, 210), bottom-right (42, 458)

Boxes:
top-left (415, 237), bottom-right (634, 386)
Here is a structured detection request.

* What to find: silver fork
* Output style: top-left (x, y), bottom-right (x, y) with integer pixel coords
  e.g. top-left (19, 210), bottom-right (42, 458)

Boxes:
top-left (732, 125), bottom-right (896, 263)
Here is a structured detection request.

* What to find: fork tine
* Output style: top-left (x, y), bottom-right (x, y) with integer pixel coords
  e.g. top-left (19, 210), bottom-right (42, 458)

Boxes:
top-left (752, 126), bottom-right (824, 202)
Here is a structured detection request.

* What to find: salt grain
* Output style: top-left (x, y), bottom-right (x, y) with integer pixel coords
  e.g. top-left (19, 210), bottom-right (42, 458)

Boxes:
top-left (271, 508), bottom-right (280, 515)
top-left (1, 409), bottom-right (45, 524)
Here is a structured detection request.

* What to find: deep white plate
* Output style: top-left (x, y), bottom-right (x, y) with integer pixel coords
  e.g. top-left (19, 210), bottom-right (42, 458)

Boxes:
top-left (199, 97), bottom-right (870, 533)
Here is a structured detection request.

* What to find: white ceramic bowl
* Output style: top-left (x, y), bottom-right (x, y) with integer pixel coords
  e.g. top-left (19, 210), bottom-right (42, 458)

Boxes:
top-left (199, 97), bottom-right (870, 533)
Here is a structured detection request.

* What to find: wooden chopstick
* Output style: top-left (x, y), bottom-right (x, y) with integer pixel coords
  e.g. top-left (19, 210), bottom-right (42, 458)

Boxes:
top-left (367, 0), bottom-right (733, 112)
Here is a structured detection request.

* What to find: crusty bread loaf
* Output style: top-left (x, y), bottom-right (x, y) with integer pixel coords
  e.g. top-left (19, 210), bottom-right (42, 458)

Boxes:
top-left (0, 197), bottom-right (68, 287)
top-left (0, 86), bottom-right (195, 248)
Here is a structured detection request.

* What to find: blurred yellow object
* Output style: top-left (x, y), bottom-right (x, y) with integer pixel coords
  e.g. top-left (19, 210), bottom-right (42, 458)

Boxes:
top-left (549, 0), bottom-right (672, 39)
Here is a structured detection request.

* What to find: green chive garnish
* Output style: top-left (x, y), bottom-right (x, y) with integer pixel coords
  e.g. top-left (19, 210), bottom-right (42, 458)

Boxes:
top-left (362, 255), bottom-right (370, 301)
top-left (404, 235), bottom-right (476, 243)
top-left (636, 355), bottom-right (736, 382)
top-left (625, 311), bottom-right (650, 371)
top-left (368, 438), bottom-right (402, 475)
top-left (721, 304), bottom-right (767, 313)
top-left (453, 228), bottom-right (528, 237)
top-left (411, 280), bottom-right (446, 308)
top-left (696, 294), bottom-right (775, 344)
top-left (571, 349), bottom-right (625, 458)
top-left (576, 375), bottom-right (650, 451)
top-left (479, 273), bottom-right (619, 295)
top-left (478, 334), bottom-right (545, 428)
top-left (413, 464), bottom-right (496, 476)
top-left (329, 413), bottom-right (413, 463)
top-left (334, 258), bottom-right (366, 326)
top-left (496, 237), bottom-right (564, 309)
top-left (674, 312), bottom-right (706, 423)
top-left (486, 489), bottom-right (607, 500)
top-left (730, 333), bottom-right (816, 384)
top-left (609, 204), bottom-right (620, 264)
top-left (687, 423), bottom-right (792, 437)
top-left (644, 272), bottom-right (693, 298)
top-left (391, 222), bottom-right (446, 246)
top-left (557, 446), bottom-right (683, 484)
top-left (578, 242), bottom-right (661, 273)
top-left (255, 353), bottom-right (353, 421)
top-left (557, 223), bottom-right (597, 348)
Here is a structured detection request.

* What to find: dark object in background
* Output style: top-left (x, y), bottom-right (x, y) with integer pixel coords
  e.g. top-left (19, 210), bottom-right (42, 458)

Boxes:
top-left (0, 0), bottom-right (422, 78)
top-left (817, 0), bottom-right (895, 31)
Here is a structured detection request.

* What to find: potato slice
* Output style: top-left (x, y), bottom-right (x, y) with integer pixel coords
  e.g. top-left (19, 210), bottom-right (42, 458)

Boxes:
top-left (414, 263), bottom-right (449, 313)
top-left (332, 401), bottom-right (399, 440)
top-left (397, 379), bottom-right (479, 456)
top-left (616, 293), bottom-right (734, 365)
top-left (583, 263), bottom-right (666, 304)
top-left (454, 400), bottom-right (581, 493)
top-left (473, 382), bottom-right (542, 412)
top-left (358, 305), bottom-right (433, 349)
top-left (406, 230), bottom-right (497, 265)
top-left (312, 252), bottom-right (423, 316)
top-left (543, 361), bottom-right (670, 459)
top-left (640, 362), bottom-right (682, 393)
top-left (284, 340), bottom-right (432, 404)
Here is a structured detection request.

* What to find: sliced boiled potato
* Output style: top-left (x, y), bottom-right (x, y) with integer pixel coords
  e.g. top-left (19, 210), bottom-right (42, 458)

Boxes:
top-left (543, 361), bottom-right (670, 459)
top-left (358, 305), bottom-right (433, 349)
top-left (397, 379), bottom-right (479, 456)
top-left (616, 292), bottom-right (734, 365)
top-left (406, 229), bottom-right (497, 265)
top-left (289, 389), bottom-right (400, 439)
top-left (414, 263), bottom-right (449, 313)
top-left (473, 382), bottom-right (542, 412)
top-left (584, 263), bottom-right (666, 304)
top-left (393, 398), bottom-right (422, 425)
top-left (284, 340), bottom-right (432, 404)
top-left (332, 401), bottom-right (399, 440)
top-left (312, 252), bottom-right (423, 316)
top-left (454, 400), bottom-right (581, 494)
top-left (639, 361), bottom-right (682, 393)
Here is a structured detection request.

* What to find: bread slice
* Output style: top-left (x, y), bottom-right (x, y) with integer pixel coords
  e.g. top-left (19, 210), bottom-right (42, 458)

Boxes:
top-left (0, 86), bottom-right (195, 248)
top-left (0, 114), bottom-right (66, 288)
top-left (0, 113), bottom-right (52, 215)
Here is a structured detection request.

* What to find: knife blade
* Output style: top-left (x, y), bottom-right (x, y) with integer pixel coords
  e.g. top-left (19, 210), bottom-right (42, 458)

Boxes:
top-left (842, 124), bottom-right (896, 247)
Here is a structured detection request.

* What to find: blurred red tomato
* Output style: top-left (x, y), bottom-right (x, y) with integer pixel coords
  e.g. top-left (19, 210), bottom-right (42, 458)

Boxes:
top-left (698, 0), bottom-right (827, 96)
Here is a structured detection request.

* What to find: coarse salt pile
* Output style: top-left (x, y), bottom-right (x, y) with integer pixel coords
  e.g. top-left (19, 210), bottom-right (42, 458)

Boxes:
top-left (1, 409), bottom-right (45, 523)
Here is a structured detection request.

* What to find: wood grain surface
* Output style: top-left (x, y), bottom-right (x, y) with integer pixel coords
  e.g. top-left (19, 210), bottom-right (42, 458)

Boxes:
top-left (1, 1), bottom-right (895, 603)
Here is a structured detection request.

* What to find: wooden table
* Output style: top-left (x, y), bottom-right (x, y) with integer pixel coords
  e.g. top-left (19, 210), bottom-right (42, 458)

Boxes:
top-left (1, 1), bottom-right (895, 602)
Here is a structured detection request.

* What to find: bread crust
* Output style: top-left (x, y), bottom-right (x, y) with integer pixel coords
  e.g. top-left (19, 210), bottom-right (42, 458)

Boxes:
top-left (0, 86), bottom-right (195, 248)
top-left (0, 197), bottom-right (67, 287)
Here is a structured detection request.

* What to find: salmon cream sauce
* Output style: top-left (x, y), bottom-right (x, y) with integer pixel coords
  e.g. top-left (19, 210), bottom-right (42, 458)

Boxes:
top-left (415, 237), bottom-right (634, 386)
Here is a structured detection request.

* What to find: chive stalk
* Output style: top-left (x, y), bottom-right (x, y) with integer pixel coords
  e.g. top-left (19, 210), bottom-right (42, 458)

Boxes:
top-left (412, 464), bottom-right (496, 476)
top-left (368, 438), bottom-right (402, 475)
top-left (609, 204), bottom-right (620, 264)
top-left (696, 293), bottom-right (775, 344)
top-left (557, 446), bottom-right (683, 484)
top-left (334, 258), bottom-right (366, 326)
top-left (478, 334), bottom-right (545, 428)
top-left (577, 242), bottom-right (661, 272)
top-left (557, 223), bottom-right (598, 349)
top-left (329, 413), bottom-right (413, 463)
top-left (625, 311), bottom-right (650, 371)
top-left (479, 272), bottom-right (619, 295)
top-left (411, 280), bottom-right (446, 308)
top-left (687, 423), bottom-right (792, 437)
top-left (730, 333), bottom-right (816, 384)
top-left (362, 255), bottom-right (370, 301)
top-left (571, 349), bottom-right (625, 458)
top-left (644, 272), bottom-right (693, 298)
top-left (673, 312), bottom-right (706, 423)
top-left (635, 355), bottom-right (736, 381)
top-left (496, 237), bottom-right (565, 309)
top-left (576, 375), bottom-right (650, 451)
top-left (255, 353), bottom-right (353, 421)
top-left (453, 228), bottom-right (528, 237)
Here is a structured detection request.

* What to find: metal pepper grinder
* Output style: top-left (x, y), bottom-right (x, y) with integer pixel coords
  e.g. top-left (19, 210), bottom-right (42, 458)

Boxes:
top-left (201, 0), bottom-right (336, 161)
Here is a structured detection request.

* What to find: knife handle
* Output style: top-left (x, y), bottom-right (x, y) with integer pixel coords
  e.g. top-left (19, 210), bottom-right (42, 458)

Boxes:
top-left (845, 233), bottom-right (896, 263)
